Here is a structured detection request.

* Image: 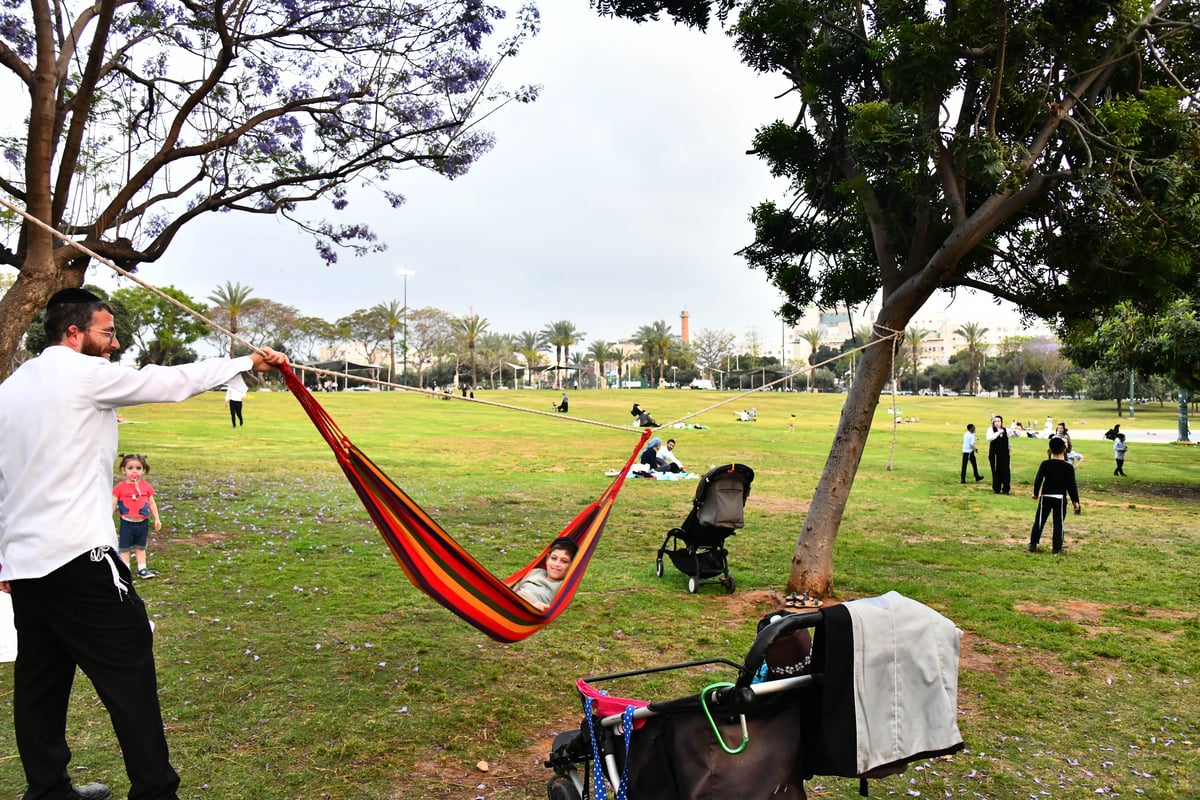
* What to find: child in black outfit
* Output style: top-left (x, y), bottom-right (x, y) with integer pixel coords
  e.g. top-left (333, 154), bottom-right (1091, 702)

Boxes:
top-left (1030, 436), bottom-right (1081, 554)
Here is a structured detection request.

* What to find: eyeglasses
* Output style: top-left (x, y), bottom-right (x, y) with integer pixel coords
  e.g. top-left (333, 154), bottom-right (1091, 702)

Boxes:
top-left (88, 328), bottom-right (117, 343)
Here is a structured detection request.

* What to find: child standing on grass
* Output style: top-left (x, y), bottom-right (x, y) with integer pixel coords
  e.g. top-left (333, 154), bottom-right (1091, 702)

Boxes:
top-left (1113, 433), bottom-right (1128, 476)
top-left (112, 453), bottom-right (162, 578)
top-left (960, 423), bottom-right (984, 483)
top-left (1030, 437), bottom-right (1081, 554)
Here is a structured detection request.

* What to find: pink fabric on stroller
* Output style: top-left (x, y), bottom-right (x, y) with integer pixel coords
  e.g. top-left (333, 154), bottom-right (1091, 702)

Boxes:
top-left (576, 679), bottom-right (650, 730)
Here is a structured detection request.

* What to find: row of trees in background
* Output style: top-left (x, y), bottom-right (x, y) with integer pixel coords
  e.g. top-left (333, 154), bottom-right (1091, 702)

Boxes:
top-left (8, 278), bottom-right (777, 390)
top-left (10, 272), bottom-right (1186, 408)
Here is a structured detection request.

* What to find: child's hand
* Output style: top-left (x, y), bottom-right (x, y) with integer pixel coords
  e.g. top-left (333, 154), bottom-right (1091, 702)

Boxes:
top-left (1073, 504), bottom-right (1081, 515)
top-left (154, 518), bottom-right (162, 531)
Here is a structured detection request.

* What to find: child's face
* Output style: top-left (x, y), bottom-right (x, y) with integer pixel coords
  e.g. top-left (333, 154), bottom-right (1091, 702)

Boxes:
top-left (123, 460), bottom-right (145, 480)
top-left (545, 548), bottom-right (574, 581)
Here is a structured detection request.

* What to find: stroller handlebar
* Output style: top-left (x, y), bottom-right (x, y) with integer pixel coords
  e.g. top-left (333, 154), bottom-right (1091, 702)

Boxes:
top-left (735, 609), bottom-right (824, 688)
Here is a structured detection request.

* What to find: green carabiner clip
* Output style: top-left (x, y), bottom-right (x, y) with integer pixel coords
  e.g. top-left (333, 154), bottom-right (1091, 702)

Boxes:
top-left (700, 681), bottom-right (749, 755)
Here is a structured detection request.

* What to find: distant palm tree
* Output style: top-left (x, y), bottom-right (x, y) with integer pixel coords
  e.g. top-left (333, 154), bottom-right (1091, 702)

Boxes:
top-left (904, 326), bottom-right (929, 393)
top-left (955, 321), bottom-right (990, 395)
top-left (208, 281), bottom-right (260, 359)
top-left (586, 340), bottom-right (618, 389)
top-left (516, 330), bottom-right (548, 387)
top-left (455, 314), bottom-right (490, 390)
top-left (569, 352), bottom-right (588, 389)
top-left (542, 320), bottom-right (585, 389)
top-left (634, 320), bottom-right (672, 387)
top-left (372, 300), bottom-right (405, 386)
top-left (800, 328), bottom-right (822, 390)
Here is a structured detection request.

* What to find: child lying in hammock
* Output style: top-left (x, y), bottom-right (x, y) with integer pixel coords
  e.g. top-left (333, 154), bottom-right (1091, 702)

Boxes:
top-left (513, 538), bottom-right (578, 611)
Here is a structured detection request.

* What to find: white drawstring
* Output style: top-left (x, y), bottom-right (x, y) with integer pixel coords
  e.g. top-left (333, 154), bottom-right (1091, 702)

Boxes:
top-left (90, 547), bottom-right (129, 599)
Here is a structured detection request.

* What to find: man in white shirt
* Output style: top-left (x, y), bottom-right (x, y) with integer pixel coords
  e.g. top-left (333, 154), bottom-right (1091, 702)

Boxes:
top-left (660, 438), bottom-right (686, 473)
top-left (0, 288), bottom-right (287, 800)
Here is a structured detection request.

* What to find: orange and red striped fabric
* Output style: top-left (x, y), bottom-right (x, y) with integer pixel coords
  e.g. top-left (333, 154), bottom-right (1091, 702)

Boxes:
top-left (282, 366), bottom-right (650, 642)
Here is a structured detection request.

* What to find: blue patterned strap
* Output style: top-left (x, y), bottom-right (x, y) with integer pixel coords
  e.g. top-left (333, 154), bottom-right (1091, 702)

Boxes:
top-left (584, 698), bottom-right (607, 800)
top-left (584, 699), bottom-right (638, 800)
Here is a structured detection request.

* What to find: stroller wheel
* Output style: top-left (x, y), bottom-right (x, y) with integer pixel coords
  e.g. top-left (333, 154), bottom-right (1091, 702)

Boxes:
top-left (724, 575), bottom-right (736, 594)
top-left (655, 557), bottom-right (664, 578)
top-left (546, 775), bottom-right (582, 800)
top-left (688, 575), bottom-right (698, 593)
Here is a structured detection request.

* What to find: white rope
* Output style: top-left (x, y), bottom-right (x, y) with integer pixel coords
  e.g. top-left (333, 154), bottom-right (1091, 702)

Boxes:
top-left (1, 193), bottom-right (901, 435)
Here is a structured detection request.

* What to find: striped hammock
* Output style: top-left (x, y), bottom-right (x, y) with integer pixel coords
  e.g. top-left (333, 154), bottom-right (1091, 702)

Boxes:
top-left (282, 366), bottom-right (651, 642)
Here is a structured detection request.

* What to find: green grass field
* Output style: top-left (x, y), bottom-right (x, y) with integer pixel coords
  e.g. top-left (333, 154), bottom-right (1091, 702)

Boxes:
top-left (2, 387), bottom-right (1197, 799)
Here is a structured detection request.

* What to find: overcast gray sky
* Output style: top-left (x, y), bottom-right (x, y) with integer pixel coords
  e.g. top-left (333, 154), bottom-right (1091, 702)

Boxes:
top-left (12, 2), bottom-right (1010, 352)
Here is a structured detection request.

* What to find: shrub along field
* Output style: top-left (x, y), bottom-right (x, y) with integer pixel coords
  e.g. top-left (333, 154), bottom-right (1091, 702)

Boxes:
top-left (2, 387), bottom-right (1197, 799)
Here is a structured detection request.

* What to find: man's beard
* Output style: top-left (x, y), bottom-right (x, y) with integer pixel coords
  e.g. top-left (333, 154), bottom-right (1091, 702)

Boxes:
top-left (80, 338), bottom-right (112, 359)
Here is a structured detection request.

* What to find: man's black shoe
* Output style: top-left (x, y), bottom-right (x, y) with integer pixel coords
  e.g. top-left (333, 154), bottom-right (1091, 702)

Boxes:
top-left (70, 783), bottom-right (112, 800)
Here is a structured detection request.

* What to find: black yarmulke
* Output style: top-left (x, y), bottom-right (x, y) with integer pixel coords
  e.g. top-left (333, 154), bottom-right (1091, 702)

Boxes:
top-left (48, 287), bottom-right (102, 306)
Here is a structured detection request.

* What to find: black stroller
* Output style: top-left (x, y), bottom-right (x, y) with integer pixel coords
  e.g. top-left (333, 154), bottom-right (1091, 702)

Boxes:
top-left (656, 463), bottom-right (753, 593)
top-left (545, 592), bottom-right (965, 800)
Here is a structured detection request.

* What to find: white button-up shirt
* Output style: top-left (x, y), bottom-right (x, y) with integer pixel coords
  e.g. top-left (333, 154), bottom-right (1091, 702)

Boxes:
top-left (0, 346), bottom-right (254, 581)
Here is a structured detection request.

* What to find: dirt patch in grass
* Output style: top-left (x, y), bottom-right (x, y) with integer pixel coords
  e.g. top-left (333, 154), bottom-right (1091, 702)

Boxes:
top-left (1017, 598), bottom-right (1193, 624)
top-left (748, 495), bottom-right (811, 515)
top-left (1085, 499), bottom-right (1171, 511)
top-left (163, 530), bottom-right (228, 547)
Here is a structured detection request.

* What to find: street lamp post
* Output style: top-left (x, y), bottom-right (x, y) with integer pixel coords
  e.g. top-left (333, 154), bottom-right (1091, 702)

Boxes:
top-left (671, 365), bottom-right (677, 387)
top-left (396, 268), bottom-right (414, 385)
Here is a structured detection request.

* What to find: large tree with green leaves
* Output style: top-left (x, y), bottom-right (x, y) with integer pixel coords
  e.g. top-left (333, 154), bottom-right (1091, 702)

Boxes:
top-left (111, 286), bottom-right (209, 366)
top-left (1064, 299), bottom-right (1200, 440)
top-left (0, 0), bottom-right (540, 376)
top-left (598, 0), bottom-right (1200, 596)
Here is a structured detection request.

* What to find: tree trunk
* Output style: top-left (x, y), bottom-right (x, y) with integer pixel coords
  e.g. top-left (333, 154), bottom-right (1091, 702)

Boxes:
top-left (0, 254), bottom-right (86, 377)
top-left (786, 295), bottom-right (932, 598)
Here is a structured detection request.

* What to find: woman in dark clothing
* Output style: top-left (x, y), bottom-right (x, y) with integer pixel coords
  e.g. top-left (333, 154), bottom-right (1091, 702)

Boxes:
top-left (986, 415), bottom-right (1011, 494)
top-left (639, 437), bottom-right (665, 471)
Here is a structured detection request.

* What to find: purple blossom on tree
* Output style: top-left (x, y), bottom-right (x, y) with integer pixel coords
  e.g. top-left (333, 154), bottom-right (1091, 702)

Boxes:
top-left (0, 0), bottom-right (542, 368)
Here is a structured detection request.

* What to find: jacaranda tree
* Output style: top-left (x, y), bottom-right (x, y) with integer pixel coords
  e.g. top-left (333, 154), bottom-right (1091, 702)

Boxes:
top-left (0, 0), bottom-right (541, 373)
top-left (597, 0), bottom-right (1200, 596)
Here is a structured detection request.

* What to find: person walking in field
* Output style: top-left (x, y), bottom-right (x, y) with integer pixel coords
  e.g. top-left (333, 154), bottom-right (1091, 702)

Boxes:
top-left (224, 372), bottom-right (248, 427)
top-left (960, 423), bottom-right (984, 484)
top-left (1030, 436), bottom-right (1081, 554)
top-left (1113, 433), bottom-right (1128, 476)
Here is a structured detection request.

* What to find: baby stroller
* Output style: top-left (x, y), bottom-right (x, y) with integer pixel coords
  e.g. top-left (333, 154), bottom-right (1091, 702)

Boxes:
top-left (545, 592), bottom-right (964, 800)
top-left (656, 464), bottom-right (753, 593)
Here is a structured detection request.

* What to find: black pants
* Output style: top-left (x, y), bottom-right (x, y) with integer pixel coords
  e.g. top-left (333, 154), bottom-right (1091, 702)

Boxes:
top-left (960, 452), bottom-right (981, 481)
top-left (1030, 496), bottom-right (1067, 551)
top-left (229, 399), bottom-right (243, 427)
top-left (10, 548), bottom-right (180, 800)
top-left (989, 451), bottom-right (1011, 494)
